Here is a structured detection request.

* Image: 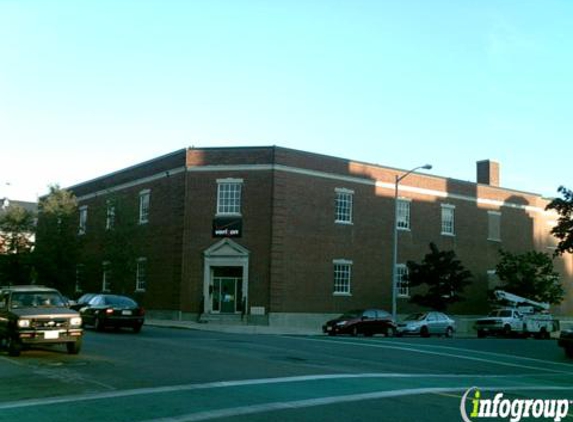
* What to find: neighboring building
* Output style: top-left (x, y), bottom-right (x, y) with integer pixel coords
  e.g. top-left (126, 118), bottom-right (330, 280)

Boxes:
top-left (65, 147), bottom-right (573, 326)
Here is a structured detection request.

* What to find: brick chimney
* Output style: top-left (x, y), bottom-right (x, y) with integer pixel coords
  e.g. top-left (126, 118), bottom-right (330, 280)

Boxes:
top-left (477, 160), bottom-right (500, 187)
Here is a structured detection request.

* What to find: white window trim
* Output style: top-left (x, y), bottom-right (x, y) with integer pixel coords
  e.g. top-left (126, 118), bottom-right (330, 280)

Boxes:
top-left (396, 198), bottom-right (411, 231)
top-left (106, 200), bottom-right (115, 231)
top-left (216, 178), bottom-right (243, 216)
top-left (78, 205), bottom-right (88, 235)
top-left (135, 257), bottom-right (147, 292)
top-left (333, 259), bottom-right (352, 296)
top-left (75, 264), bottom-right (84, 294)
top-left (487, 210), bottom-right (502, 242)
top-left (441, 203), bottom-right (456, 236)
top-left (102, 261), bottom-right (111, 292)
top-left (139, 189), bottom-right (150, 224)
top-left (334, 188), bottom-right (354, 225)
top-left (396, 263), bottom-right (409, 298)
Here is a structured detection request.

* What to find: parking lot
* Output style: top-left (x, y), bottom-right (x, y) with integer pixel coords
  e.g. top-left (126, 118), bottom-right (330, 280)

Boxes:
top-left (0, 326), bottom-right (572, 422)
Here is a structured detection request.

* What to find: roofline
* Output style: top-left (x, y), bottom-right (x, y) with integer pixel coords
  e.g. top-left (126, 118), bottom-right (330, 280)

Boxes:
top-left (63, 144), bottom-right (543, 200)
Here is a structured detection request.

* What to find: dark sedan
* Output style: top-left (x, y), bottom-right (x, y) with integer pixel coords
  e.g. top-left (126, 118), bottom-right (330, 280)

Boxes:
top-left (322, 309), bottom-right (396, 337)
top-left (79, 294), bottom-right (145, 333)
top-left (558, 329), bottom-right (573, 358)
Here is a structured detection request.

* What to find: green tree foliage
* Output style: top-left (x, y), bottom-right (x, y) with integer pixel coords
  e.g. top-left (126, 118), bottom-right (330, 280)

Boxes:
top-left (101, 196), bottom-right (140, 295)
top-left (33, 185), bottom-right (80, 295)
top-left (0, 205), bottom-right (36, 284)
top-left (545, 186), bottom-right (573, 256)
top-left (406, 243), bottom-right (473, 312)
top-left (495, 250), bottom-right (564, 305)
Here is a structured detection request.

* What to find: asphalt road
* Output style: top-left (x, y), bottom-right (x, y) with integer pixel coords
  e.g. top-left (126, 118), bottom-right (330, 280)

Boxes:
top-left (0, 327), bottom-right (572, 422)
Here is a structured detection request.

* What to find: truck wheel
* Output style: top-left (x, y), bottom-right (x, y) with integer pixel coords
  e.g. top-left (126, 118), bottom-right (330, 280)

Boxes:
top-left (7, 337), bottom-right (22, 357)
top-left (503, 325), bottom-right (512, 337)
top-left (566, 347), bottom-right (573, 359)
top-left (67, 339), bottom-right (82, 354)
top-left (538, 327), bottom-right (550, 340)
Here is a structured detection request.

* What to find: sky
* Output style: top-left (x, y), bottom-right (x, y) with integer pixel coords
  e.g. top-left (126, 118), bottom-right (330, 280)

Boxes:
top-left (1, 0), bottom-right (571, 202)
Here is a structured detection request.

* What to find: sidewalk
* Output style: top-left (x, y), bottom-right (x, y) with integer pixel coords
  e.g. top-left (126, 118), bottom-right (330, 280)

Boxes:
top-left (145, 319), bottom-right (321, 335)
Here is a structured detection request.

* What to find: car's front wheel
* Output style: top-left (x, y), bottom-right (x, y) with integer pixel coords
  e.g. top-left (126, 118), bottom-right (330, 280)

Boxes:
top-left (7, 337), bottom-right (22, 357)
top-left (67, 339), bottom-right (82, 354)
top-left (445, 327), bottom-right (454, 338)
top-left (94, 317), bottom-right (104, 332)
top-left (420, 326), bottom-right (430, 338)
top-left (386, 327), bottom-right (396, 337)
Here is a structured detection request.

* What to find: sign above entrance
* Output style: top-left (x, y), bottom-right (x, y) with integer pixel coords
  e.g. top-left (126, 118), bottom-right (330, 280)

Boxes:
top-left (213, 216), bottom-right (242, 238)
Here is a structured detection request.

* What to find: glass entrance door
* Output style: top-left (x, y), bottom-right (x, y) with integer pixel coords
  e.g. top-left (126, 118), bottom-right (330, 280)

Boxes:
top-left (211, 267), bottom-right (243, 314)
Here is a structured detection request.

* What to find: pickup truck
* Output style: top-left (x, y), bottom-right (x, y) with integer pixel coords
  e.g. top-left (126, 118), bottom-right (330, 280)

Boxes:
top-left (475, 308), bottom-right (557, 339)
top-left (0, 285), bottom-right (83, 356)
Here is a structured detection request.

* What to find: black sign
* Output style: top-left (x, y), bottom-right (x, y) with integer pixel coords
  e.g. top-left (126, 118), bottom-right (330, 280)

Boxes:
top-left (213, 217), bottom-right (242, 238)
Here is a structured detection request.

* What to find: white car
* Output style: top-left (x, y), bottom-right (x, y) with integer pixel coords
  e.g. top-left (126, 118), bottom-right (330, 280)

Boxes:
top-left (397, 312), bottom-right (456, 338)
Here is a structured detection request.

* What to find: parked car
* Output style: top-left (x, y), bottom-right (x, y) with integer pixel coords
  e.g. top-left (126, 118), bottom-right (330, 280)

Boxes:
top-left (322, 309), bottom-right (396, 337)
top-left (69, 293), bottom-right (97, 311)
top-left (558, 329), bottom-right (573, 358)
top-left (79, 294), bottom-right (145, 333)
top-left (0, 285), bottom-right (83, 356)
top-left (396, 312), bottom-right (456, 337)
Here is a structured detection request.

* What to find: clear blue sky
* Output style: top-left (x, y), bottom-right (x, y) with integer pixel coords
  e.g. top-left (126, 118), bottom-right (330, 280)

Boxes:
top-left (1, 0), bottom-right (571, 202)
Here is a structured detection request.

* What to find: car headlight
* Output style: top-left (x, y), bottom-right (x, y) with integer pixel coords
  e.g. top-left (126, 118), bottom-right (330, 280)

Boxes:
top-left (17, 319), bottom-right (31, 328)
top-left (70, 317), bottom-right (82, 327)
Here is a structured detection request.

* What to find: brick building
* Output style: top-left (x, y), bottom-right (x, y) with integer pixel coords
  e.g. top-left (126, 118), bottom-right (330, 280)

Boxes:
top-left (68, 146), bottom-right (573, 326)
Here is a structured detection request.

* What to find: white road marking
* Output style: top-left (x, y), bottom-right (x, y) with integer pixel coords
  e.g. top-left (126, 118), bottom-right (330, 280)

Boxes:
top-left (298, 337), bottom-right (573, 375)
top-left (368, 338), bottom-right (573, 369)
top-left (0, 372), bottom-right (547, 410)
top-left (137, 385), bottom-right (573, 422)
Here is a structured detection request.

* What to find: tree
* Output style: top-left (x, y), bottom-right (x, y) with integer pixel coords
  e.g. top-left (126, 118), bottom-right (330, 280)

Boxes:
top-left (33, 185), bottom-right (80, 295)
top-left (405, 243), bottom-right (473, 311)
top-left (545, 186), bottom-right (573, 256)
top-left (0, 205), bottom-right (36, 284)
top-left (495, 250), bottom-right (564, 305)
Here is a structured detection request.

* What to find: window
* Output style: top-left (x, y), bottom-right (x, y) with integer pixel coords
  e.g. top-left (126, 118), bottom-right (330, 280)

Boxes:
top-left (78, 205), bottom-right (88, 235)
top-left (106, 200), bottom-right (116, 230)
top-left (139, 190), bottom-right (150, 224)
top-left (135, 257), bottom-right (147, 292)
top-left (396, 199), bottom-right (411, 230)
top-left (75, 264), bottom-right (85, 293)
top-left (102, 261), bottom-right (111, 292)
top-left (441, 204), bottom-right (455, 236)
top-left (335, 188), bottom-right (353, 224)
top-left (396, 264), bottom-right (409, 297)
top-left (488, 211), bottom-right (501, 241)
top-left (217, 179), bottom-right (242, 215)
top-left (333, 260), bottom-right (352, 295)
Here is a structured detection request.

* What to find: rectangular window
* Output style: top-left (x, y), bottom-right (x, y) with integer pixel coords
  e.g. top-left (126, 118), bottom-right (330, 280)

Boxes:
top-left (396, 264), bottom-right (409, 297)
top-left (488, 211), bottom-right (501, 241)
top-left (333, 259), bottom-right (352, 295)
top-left (75, 264), bottom-right (85, 294)
top-left (335, 188), bottom-right (354, 224)
top-left (139, 189), bottom-right (150, 224)
top-left (136, 257), bottom-right (147, 292)
top-left (106, 200), bottom-right (116, 230)
top-left (441, 204), bottom-right (455, 236)
top-left (78, 205), bottom-right (88, 235)
top-left (396, 199), bottom-right (411, 230)
top-left (217, 179), bottom-right (242, 215)
top-left (102, 261), bottom-right (111, 292)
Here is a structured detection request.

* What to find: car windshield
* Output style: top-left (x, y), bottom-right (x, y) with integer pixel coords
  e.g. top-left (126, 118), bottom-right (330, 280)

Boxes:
top-left (11, 292), bottom-right (65, 308)
top-left (104, 296), bottom-right (137, 307)
top-left (340, 310), bottom-right (362, 319)
top-left (404, 313), bottom-right (426, 321)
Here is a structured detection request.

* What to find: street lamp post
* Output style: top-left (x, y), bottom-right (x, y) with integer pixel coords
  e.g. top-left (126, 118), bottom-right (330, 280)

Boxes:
top-left (391, 164), bottom-right (432, 322)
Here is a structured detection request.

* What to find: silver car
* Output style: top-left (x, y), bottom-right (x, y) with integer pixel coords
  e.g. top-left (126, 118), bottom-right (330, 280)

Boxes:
top-left (397, 312), bottom-right (456, 337)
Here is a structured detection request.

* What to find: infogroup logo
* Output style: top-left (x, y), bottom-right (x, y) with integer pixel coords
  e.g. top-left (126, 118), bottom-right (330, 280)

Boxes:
top-left (460, 387), bottom-right (571, 422)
